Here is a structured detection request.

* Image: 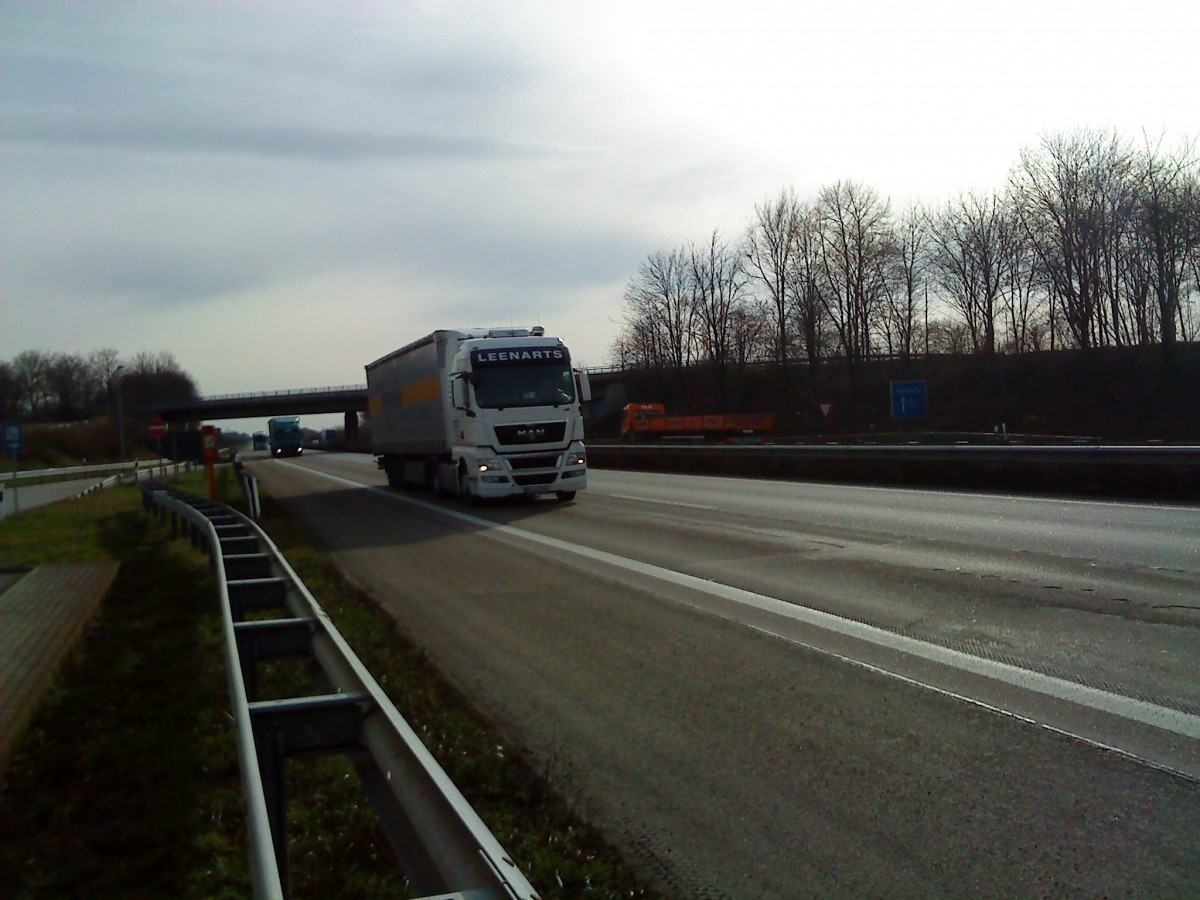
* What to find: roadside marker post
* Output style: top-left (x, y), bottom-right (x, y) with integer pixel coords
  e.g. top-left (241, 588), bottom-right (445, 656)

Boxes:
top-left (149, 419), bottom-right (169, 475)
top-left (201, 425), bottom-right (219, 499)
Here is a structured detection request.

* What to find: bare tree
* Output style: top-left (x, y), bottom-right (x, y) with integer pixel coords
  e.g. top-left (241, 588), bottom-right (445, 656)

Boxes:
top-left (46, 352), bottom-right (92, 421)
top-left (928, 192), bottom-right (1010, 353)
top-left (0, 361), bottom-right (18, 419)
top-left (877, 203), bottom-right (928, 361)
top-left (1011, 129), bottom-right (1137, 350)
top-left (621, 248), bottom-right (694, 370)
top-left (688, 229), bottom-right (748, 368)
top-left (746, 188), bottom-right (803, 367)
top-left (88, 348), bottom-right (121, 381)
top-left (123, 350), bottom-right (198, 421)
top-left (925, 318), bottom-right (971, 354)
top-left (87, 347), bottom-right (122, 411)
top-left (728, 298), bottom-right (774, 367)
top-left (815, 180), bottom-right (893, 363)
top-left (786, 202), bottom-right (831, 370)
top-left (9, 349), bottom-right (54, 418)
top-left (1130, 134), bottom-right (1200, 353)
top-left (610, 322), bottom-right (658, 370)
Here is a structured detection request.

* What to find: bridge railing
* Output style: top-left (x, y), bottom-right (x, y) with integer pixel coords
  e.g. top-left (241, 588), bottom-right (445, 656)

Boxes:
top-left (157, 384), bottom-right (368, 407)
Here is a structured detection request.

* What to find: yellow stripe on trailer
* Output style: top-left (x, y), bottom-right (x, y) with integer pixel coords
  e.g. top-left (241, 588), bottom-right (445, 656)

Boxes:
top-left (402, 377), bottom-right (441, 407)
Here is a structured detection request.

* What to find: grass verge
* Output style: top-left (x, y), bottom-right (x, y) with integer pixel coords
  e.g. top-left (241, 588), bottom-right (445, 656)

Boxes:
top-left (0, 468), bottom-right (659, 898)
top-left (0, 474), bottom-right (250, 898)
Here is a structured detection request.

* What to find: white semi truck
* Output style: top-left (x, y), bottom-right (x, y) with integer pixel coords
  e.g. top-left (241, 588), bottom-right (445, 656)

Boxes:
top-left (365, 326), bottom-right (590, 502)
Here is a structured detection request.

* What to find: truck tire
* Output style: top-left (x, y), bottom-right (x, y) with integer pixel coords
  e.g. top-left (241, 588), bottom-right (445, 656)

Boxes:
top-left (458, 468), bottom-right (477, 506)
top-left (430, 464), bottom-right (446, 497)
top-left (555, 490), bottom-right (576, 502)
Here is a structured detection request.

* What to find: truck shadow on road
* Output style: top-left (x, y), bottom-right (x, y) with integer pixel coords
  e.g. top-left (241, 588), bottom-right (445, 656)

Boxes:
top-left (260, 482), bottom-right (582, 556)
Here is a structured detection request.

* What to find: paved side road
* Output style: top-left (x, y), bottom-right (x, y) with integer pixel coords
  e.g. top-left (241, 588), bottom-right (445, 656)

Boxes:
top-left (0, 563), bottom-right (120, 781)
top-left (1, 477), bottom-right (115, 519)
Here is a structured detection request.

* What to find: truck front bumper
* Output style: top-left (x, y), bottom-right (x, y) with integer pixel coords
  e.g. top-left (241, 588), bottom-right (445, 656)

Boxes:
top-left (467, 444), bottom-right (587, 498)
top-left (473, 466), bottom-right (587, 498)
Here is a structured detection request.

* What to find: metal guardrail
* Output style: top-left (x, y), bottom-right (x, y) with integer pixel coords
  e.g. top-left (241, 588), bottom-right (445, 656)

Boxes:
top-left (140, 484), bottom-right (539, 900)
top-left (3, 459), bottom-right (181, 484)
top-left (74, 461), bottom-right (195, 497)
top-left (233, 457), bottom-right (261, 519)
top-left (587, 442), bottom-right (1200, 499)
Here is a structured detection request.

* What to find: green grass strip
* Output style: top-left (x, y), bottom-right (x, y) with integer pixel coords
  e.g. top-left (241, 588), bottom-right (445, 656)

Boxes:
top-left (0, 468), bottom-right (659, 898)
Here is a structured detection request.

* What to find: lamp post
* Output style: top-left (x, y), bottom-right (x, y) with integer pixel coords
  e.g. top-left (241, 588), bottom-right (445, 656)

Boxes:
top-left (113, 365), bottom-right (126, 462)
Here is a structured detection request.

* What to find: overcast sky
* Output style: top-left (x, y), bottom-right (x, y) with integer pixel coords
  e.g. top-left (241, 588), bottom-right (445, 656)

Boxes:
top-left (3, 0), bottom-right (1196, 432)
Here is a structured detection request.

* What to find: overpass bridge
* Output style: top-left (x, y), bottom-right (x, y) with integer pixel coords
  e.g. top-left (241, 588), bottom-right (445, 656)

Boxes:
top-left (153, 384), bottom-right (369, 439)
top-left (149, 368), bottom-right (628, 443)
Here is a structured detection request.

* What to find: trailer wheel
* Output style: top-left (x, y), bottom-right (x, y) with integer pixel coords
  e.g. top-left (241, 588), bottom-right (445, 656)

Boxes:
top-left (555, 491), bottom-right (576, 502)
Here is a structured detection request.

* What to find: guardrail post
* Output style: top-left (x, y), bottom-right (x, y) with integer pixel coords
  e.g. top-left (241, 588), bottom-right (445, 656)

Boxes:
top-left (248, 694), bottom-right (369, 895)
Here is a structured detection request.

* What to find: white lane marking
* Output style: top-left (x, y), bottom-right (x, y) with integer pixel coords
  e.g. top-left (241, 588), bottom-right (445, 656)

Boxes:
top-left (599, 467), bottom-right (1200, 514)
top-left (281, 462), bottom-right (1200, 741)
top-left (603, 493), bottom-right (719, 511)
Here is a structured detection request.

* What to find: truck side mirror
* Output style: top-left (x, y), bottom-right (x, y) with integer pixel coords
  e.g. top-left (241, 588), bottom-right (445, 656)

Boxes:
top-left (576, 370), bottom-right (592, 403)
top-left (452, 375), bottom-right (476, 416)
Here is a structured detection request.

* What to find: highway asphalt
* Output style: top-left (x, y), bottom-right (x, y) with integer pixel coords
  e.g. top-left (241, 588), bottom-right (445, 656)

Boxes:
top-left (247, 454), bottom-right (1200, 898)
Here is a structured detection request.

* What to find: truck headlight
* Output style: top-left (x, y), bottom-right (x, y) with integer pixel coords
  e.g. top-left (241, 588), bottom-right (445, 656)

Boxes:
top-left (477, 457), bottom-right (504, 473)
top-left (566, 451), bottom-right (586, 466)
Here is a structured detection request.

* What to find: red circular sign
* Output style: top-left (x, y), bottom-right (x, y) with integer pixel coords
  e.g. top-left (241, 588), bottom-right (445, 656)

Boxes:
top-left (149, 419), bottom-right (169, 436)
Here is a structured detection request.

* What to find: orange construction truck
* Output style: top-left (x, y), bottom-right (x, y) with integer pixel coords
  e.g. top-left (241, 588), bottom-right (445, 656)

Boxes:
top-left (620, 403), bottom-right (775, 443)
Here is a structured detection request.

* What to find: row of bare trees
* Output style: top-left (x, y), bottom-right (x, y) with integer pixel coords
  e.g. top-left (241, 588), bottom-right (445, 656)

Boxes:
top-left (613, 129), bottom-right (1200, 376)
top-left (0, 348), bottom-right (198, 423)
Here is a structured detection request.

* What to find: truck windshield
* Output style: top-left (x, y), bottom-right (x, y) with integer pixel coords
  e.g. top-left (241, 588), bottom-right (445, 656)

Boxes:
top-left (473, 364), bottom-right (575, 409)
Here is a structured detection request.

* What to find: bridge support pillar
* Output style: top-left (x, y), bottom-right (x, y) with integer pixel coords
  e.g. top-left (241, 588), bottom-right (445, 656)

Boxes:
top-left (344, 410), bottom-right (359, 442)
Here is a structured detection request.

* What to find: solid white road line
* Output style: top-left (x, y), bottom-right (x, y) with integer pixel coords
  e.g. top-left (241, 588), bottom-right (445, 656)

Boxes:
top-left (281, 462), bottom-right (1200, 743)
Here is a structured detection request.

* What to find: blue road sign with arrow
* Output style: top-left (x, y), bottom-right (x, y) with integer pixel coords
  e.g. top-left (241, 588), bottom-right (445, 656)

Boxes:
top-left (2, 421), bottom-right (23, 454)
top-left (890, 381), bottom-right (927, 419)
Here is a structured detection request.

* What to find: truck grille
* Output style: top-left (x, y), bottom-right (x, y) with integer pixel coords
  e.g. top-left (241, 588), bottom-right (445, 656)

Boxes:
top-left (513, 473), bottom-right (558, 486)
top-left (494, 422), bottom-right (566, 445)
top-left (508, 453), bottom-right (561, 470)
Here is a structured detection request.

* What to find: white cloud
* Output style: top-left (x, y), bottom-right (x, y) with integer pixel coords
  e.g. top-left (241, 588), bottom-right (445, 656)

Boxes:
top-left (3, 0), bottom-right (1197, 404)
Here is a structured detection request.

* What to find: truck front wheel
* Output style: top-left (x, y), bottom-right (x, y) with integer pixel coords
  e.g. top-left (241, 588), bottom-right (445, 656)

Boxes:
top-left (555, 490), bottom-right (576, 502)
top-left (458, 468), bottom-right (476, 506)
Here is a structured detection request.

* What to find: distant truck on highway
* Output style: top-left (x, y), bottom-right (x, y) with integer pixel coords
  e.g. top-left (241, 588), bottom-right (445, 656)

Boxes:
top-left (620, 403), bottom-right (775, 443)
top-left (365, 326), bottom-right (590, 502)
top-left (252, 432), bottom-right (268, 451)
top-left (267, 416), bottom-right (304, 457)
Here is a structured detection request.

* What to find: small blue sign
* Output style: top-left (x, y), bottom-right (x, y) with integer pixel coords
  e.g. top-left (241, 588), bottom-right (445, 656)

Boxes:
top-left (890, 381), bottom-right (927, 419)
top-left (2, 421), bottom-right (23, 454)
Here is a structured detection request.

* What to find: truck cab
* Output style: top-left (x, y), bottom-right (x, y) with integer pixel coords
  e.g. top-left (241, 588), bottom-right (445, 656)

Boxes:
top-left (448, 330), bottom-right (589, 500)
